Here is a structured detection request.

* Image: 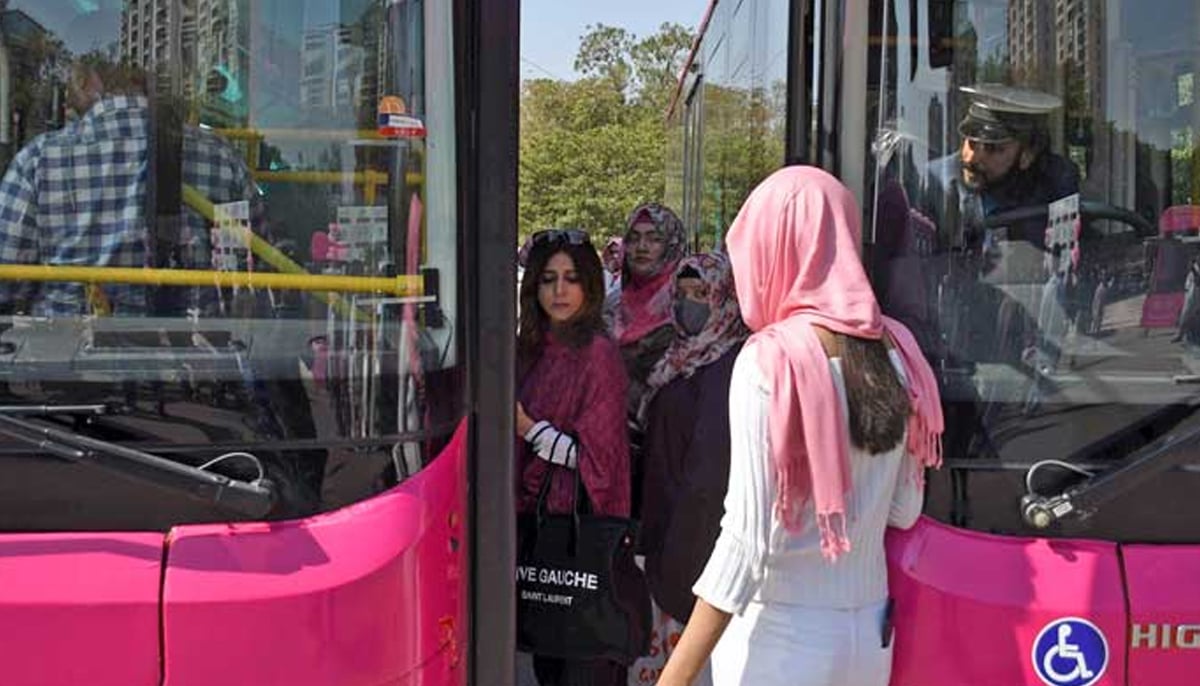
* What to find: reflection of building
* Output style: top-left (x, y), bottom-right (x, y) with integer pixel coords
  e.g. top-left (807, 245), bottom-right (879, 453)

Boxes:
top-left (194, 0), bottom-right (244, 83)
top-left (1007, 0), bottom-right (1056, 89)
top-left (299, 24), bottom-right (365, 113)
top-left (120, 0), bottom-right (189, 68)
top-left (121, 0), bottom-right (245, 118)
top-left (1, 8), bottom-right (63, 150)
top-left (1007, 0), bottom-right (1103, 106)
top-left (341, 0), bottom-right (386, 119)
top-left (193, 0), bottom-right (247, 123)
top-left (1055, 0), bottom-right (1104, 115)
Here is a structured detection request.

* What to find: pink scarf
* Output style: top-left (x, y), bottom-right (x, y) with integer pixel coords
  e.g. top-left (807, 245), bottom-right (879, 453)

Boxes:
top-left (725, 166), bottom-right (943, 560)
top-left (613, 203), bottom-right (687, 345)
top-left (615, 269), bottom-right (677, 345)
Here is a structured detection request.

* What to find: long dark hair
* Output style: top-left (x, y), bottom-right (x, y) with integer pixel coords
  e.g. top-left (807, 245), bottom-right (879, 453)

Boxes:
top-left (517, 240), bottom-right (607, 373)
top-left (834, 333), bottom-right (910, 453)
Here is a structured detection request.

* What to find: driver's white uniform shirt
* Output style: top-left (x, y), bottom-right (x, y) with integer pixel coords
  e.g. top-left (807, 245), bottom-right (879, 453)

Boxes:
top-left (693, 342), bottom-right (924, 686)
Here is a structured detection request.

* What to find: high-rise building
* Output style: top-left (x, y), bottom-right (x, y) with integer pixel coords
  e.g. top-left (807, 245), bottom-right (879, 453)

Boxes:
top-left (194, 0), bottom-right (245, 85)
top-left (1054, 0), bottom-right (1104, 113)
top-left (1007, 0), bottom-right (1104, 103)
top-left (1007, 0), bottom-right (1057, 90)
top-left (121, 0), bottom-right (248, 115)
top-left (120, 0), bottom-right (190, 70)
top-left (299, 23), bottom-right (365, 115)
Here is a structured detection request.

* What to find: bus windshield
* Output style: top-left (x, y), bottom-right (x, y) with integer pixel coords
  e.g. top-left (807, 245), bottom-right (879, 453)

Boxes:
top-left (0, 0), bottom-right (461, 531)
top-left (861, 0), bottom-right (1200, 541)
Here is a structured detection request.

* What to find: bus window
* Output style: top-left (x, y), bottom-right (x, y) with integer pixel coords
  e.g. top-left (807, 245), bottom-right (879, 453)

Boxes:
top-left (0, 0), bottom-right (461, 531)
top-left (862, 0), bottom-right (1200, 541)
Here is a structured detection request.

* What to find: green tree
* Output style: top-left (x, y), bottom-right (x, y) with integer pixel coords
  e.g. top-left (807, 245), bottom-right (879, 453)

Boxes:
top-left (574, 24), bottom-right (634, 95)
top-left (630, 22), bottom-right (694, 112)
top-left (520, 22), bottom-right (692, 242)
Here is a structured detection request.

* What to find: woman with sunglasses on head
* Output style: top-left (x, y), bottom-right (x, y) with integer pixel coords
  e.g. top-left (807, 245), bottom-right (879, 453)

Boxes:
top-left (515, 228), bottom-right (632, 686)
top-left (610, 203), bottom-right (688, 419)
top-left (657, 167), bottom-right (944, 686)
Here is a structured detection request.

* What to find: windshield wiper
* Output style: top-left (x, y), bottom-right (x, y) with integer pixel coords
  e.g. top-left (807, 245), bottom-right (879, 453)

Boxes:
top-left (0, 407), bottom-right (274, 518)
top-left (1020, 411), bottom-right (1200, 529)
top-left (0, 403), bottom-right (113, 416)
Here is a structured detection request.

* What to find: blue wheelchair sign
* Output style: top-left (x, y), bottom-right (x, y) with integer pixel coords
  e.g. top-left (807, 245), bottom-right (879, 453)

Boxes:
top-left (1031, 617), bottom-right (1108, 686)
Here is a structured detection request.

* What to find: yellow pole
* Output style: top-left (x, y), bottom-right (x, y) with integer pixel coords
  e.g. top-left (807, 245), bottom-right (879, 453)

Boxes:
top-left (181, 186), bottom-right (414, 318)
top-left (253, 170), bottom-right (390, 187)
top-left (0, 264), bottom-right (421, 295)
top-left (217, 128), bottom-right (390, 142)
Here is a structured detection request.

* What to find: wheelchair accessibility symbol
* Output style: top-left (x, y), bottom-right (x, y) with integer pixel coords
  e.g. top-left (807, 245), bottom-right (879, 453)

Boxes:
top-left (1032, 618), bottom-right (1108, 686)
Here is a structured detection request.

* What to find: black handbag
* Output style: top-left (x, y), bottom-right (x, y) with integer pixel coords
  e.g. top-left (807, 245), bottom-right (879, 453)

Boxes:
top-left (516, 464), bottom-right (652, 664)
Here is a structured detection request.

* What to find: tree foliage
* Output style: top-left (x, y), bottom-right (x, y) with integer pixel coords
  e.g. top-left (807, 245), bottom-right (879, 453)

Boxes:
top-left (520, 22), bottom-right (693, 242)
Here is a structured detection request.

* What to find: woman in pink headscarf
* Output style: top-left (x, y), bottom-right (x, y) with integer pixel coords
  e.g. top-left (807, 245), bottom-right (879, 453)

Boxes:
top-left (610, 203), bottom-right (688, 416)
top-left (658, 167), bottom-right (943, 686)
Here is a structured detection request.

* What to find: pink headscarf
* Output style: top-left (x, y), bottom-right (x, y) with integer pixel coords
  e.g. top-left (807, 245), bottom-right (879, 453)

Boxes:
top-left (612, 203), bottom-right (688, 345)
top-left (725, 166), bottom-right (943, 560)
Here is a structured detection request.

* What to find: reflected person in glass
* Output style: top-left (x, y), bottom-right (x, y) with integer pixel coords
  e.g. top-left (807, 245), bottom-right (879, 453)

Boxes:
top-left (930, 84), bottom-right (1081, 248)
top-left (0, 50), bottom-right (261, 317)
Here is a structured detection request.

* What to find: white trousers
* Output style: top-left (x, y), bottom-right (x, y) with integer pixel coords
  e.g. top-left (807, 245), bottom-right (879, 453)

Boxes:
top-left (711, 599), bottom-right (892, 686)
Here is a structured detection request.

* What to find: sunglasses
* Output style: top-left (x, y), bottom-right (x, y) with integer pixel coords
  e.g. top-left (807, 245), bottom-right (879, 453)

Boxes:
top-left (531, 229), bottom-right (591, 247)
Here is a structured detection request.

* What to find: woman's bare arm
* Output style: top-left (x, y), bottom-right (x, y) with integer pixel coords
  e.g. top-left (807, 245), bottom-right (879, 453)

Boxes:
top-left (656, 598), bottom-right (732, 686)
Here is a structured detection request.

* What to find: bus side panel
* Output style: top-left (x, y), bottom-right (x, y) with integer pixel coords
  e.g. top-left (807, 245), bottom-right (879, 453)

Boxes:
top-left (0, 532), bottom-right (163, 686)
top-left (885, 517), bottom-right (1126, 686)
top-left (161, 422), bottom-right (468, 686)
top-left (1123, 545), bottom-right (1200, 685)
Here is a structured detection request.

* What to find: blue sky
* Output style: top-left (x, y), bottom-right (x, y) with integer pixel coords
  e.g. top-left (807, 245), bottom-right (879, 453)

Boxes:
top-left (520, 0), bottom-right (708, 81)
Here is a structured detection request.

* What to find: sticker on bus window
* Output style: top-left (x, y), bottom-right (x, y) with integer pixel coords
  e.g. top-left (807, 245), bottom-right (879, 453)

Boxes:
top-left (1046, 193), bottom-right (1081, 276)
top-left (333, 206), bottom-right (389, 264)
top-left (377, 95), bottom-right (426, 139)
top-left (212, 200), bottom-right (252, 271)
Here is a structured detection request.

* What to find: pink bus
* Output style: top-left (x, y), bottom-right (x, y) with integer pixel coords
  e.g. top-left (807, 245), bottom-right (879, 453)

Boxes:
top-left (1140, 206), bottom-right (1200, 330)
top-left (669, 0), bottom-right (1200, 684)
top-left (0, 1), bottom-right (519, 684)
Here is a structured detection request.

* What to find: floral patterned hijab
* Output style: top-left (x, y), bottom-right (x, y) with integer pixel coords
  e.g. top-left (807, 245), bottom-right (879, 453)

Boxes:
top-left (639, 251), bottom-right (749, 419)
top-left (602, 237), bottom-right (624, 275)
top-left (612, 203), bottom-right (688, 346)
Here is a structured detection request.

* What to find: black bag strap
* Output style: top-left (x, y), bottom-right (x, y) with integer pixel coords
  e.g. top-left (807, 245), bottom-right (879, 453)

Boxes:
top-left (528, 430), bottom-right (590, 557)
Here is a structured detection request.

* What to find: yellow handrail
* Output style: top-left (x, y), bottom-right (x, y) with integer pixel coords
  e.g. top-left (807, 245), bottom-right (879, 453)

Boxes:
top-left (183, 185), bottom-right (317, 280)
top-left (217, 128), bottom-right (392, 142)
top-left (254, 170), bottom-right (390, 186)
top-left (0, 264), bottom-right (421, 295)
top-left (180, 185), bottom-right (390, 318)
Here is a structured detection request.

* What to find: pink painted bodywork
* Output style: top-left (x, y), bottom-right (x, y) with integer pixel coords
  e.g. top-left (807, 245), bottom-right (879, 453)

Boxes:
top-left (0, 532), bottom-right (163, 686)
top-left (161, 422), bottom-right (468, 686)
top-left (1140, 291), bottom-right (1184, 329)
top-left (1123, 545), bottom-right (1200, 684)
top-left (886, 517), bottom-right (1127, 686)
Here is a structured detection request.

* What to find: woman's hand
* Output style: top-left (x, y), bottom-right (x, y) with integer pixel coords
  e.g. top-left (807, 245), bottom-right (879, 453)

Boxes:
top-left (515, 402), bottom-right (535, 437)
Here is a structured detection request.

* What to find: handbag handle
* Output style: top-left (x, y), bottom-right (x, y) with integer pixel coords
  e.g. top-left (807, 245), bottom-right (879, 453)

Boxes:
top-left (530, 431), bottom-right (590, 557)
